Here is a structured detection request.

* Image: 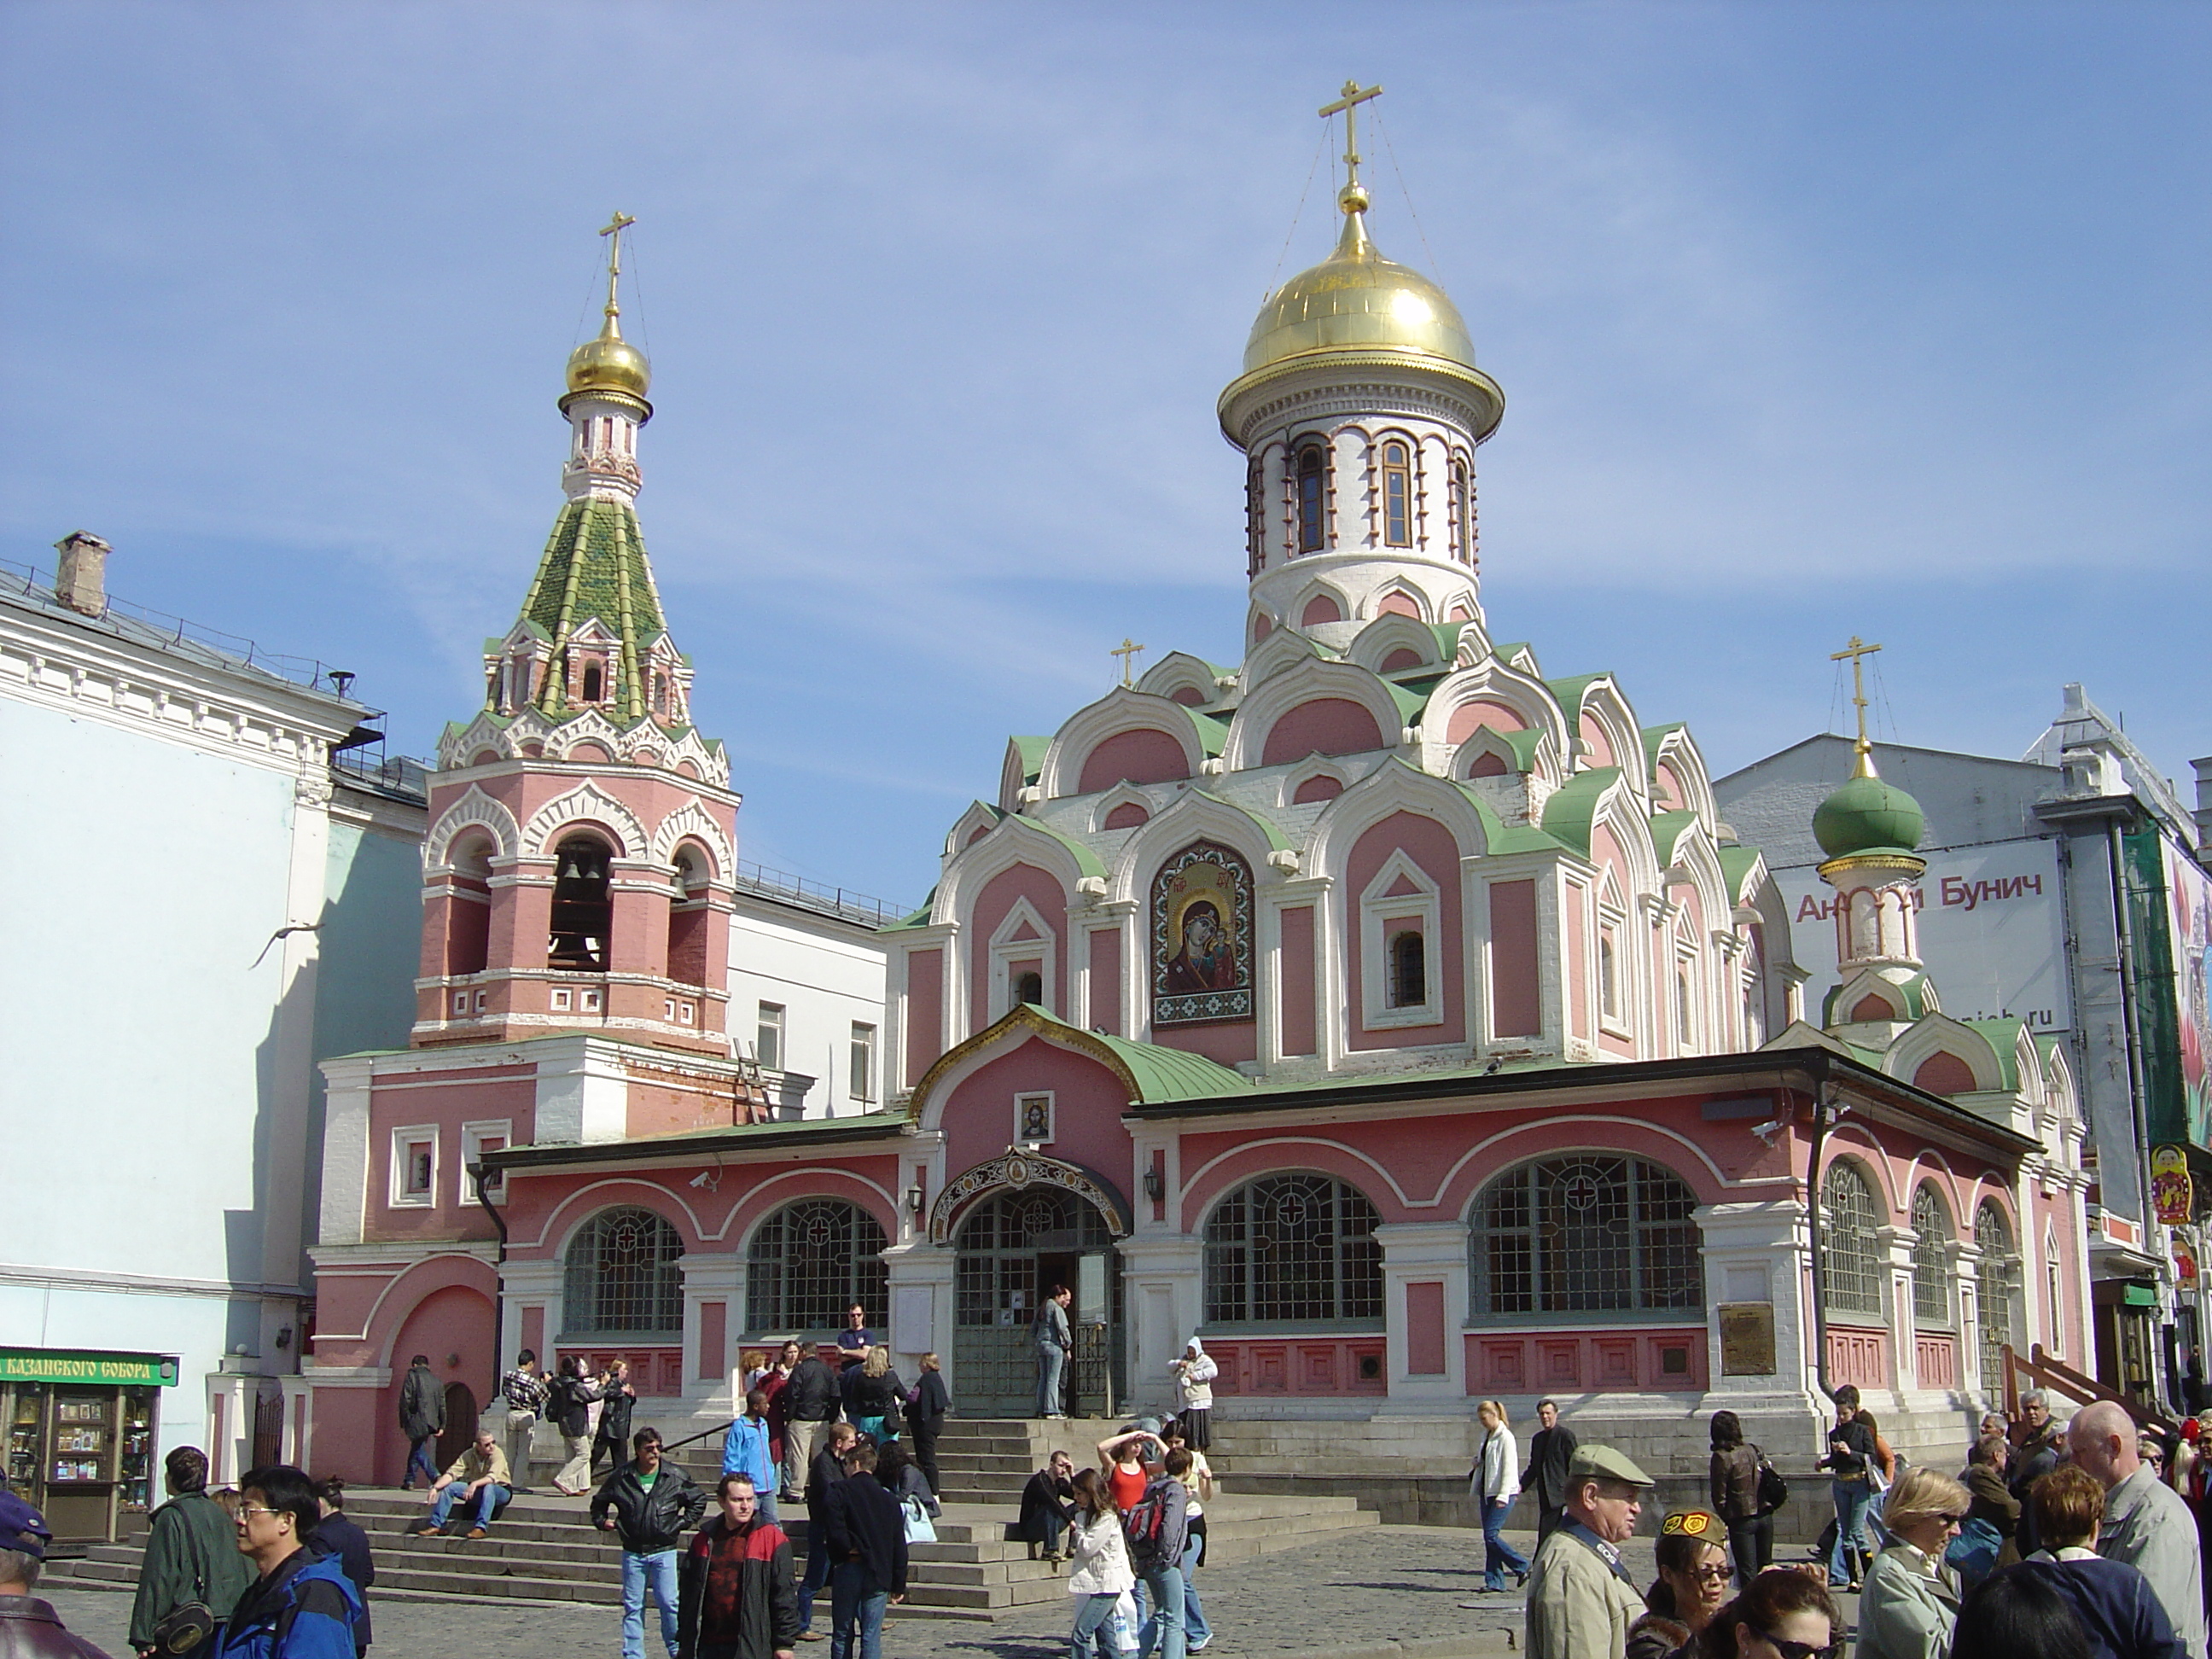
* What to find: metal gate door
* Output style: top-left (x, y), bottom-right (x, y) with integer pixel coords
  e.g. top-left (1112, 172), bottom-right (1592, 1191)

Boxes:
top-left (953, 1191), bottom-right (1121, 1417)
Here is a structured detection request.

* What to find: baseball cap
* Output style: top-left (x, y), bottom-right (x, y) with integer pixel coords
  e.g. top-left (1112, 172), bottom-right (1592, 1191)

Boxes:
top-left (0, 1494), bottom-right (51, 1559)
top-left (1568, 1445), bottom-right (1656, 1488)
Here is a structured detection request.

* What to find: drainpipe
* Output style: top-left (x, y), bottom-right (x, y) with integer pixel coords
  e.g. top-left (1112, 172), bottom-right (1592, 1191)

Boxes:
top-left (469, 1163), bottom-right (509, 1265)
top-left (1805, 1064), bottom-right (1837, 1406)
top-left (2105, 820), bottom-right (2157, 1242)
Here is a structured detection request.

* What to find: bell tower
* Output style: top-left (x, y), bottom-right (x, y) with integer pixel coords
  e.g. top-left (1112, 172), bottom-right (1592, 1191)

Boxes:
top-left (416, 215), bottom-right (740, 1057)
top-left (1219, 83), bottom-right (1505, 651)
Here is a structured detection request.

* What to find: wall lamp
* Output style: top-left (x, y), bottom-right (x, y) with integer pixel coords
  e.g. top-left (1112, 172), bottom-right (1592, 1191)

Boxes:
top-left (906, 1186), bottom-right (926, 1217)
top-left (1142, 1164), bottom-right (1165, 1203)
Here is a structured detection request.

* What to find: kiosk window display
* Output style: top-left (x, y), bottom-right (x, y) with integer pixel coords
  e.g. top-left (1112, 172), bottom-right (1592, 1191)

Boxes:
top-left (0, 1349), bottom-right (176, 1544)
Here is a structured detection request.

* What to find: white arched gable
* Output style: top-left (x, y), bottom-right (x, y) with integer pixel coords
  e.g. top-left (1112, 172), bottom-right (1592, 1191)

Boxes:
top-left (1448, 614), bottom-right (1496, 668)
top-left (1037, 688), bottom-right (1207, 800)
top-left (1572, 678), bottom-right (1650, 797)
top-left (1091, 783), bottom-right (1161, 834)
top-left (1361, 580), bottom-right (1431, 624)
top-left (426, 785), bottom-right (521, 869)
top-left (1289, 577), bottom-right (1356, 631)
top-left (1585, 776), bottom-right (1663, 897)
top-left (2011, 1025), bottom-right (2046, 1108)
top-left (1346, 613), bottom-right (1445, 674)
top-left (1222, 655), bottom-right (1407, 773)
top-left (1649, 726), bottom-right (1720, 825)
top-left (649, 801), bottom-right (734, 879)
top-left (1278, 755), bottom-right (1359, 808)
top-left (945, 800), bottom-right (1004, 861)
top-left (934, 815), bottom-right (1091, 927)
top-left (522, 781), bottom-right (649, 859)
top-left (1420, 661), bottom-right (1571, 780)
top-left (544, 706), bottom-right (624, 760)
top-left (1307, 759), bottom-right (1490, 876)
top-left (1109, 791), bottom-right (1284, 907)
top-left (1453, 725), bottom-right (1528, 782)
top-left (1663, 824), bottom-right (1731, 942)
top-left (1136, 651), bottom-right (1228, 708)
top-left (1885, 1015), bottom-right (2007, 1094)
top-left (1241, 623), bottom-right (1333, 696)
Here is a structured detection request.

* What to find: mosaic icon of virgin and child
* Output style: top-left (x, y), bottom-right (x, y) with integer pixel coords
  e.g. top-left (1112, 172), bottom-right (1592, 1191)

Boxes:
top-left (1164, 897), bottom-right (1238, 993)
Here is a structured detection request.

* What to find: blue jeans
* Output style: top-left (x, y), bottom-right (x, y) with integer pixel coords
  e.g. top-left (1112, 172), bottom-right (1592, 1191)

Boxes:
top-left (405, 1435), bottom-right (439, 1487)
top-left (1137, 1540), bottom-right (1208, 1650)
top-left (1037, 1344), bottom-right (1066, 1416)
top-left (799, 1519), bottom-right (832, 1631)
top-left (429, 1481), bottom-right (509, 1530)
top-left (830, 1559), bottom-right (888, 1659)
top-left (1136, 1563), bottom-right (1185, 1659)
top-left (620, 1548), bottom-right (680, 1659)
top-left (1482, 1498), bottom-right (1529, 1591)
top-left (1072, 1591), bottom-right (1132, 1659)
top-left (1830, 1478), bottom-right (1875, 1584)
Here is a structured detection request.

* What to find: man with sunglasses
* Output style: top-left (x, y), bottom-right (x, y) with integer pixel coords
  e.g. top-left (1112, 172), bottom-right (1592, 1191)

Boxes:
top-left (1526, 1444), bottom-right (1655, 1659)
top-left (217, 1466), bottom-right (362, 1659)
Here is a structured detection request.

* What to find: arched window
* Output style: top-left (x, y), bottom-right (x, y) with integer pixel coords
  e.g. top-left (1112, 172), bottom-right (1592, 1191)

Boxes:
top-left (1295, 445), bottom-right (1327, 554)
top-left (1380, 439), bottom-right (1412, 547)
top-left (563, 1207), bottom-right (684, 1337)
top-left (548, 835), bottom-right (613, 970)
top-left (1205, 1174), bottom-right (1382, 1324)
top-left (1675, 965), bottom-right (1696, 1054)
top-left (1245, 455), bottom-right (1266, 575)
top-left (1598, 934), bottom-right (1620, 1023)
top-left (580, 661), bottom-right (603, 704)
top-left (667, 847), bottom-right (708, 987)
top-left (1819, 1161), bottom-right (1883, 1318)
top-left (1472, 1156), bottom-right (1703, 1318)
top-left (1912, 1183), bottom-right (1953, 1326)
top-left (1448, 456), bottom-right (1471, 562)
top-left (747, 1199), bottom-right (889, 1335)
top-left (1976, 1201), bottom-right (2022, 1392)
top-left (1388, 931), bottom-right (1426, 1009)
top-left (1011, 969), bottom-right (1043, 1010)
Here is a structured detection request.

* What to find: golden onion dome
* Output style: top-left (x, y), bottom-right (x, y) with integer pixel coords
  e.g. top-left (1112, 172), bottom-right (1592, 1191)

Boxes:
top-left (1243, 184), bottom-right (1477, 375)
top-left (565, 317), bottom-right (651, 400)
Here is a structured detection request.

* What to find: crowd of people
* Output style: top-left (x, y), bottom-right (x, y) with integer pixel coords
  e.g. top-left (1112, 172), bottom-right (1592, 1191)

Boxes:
top-left (1515, 1386), bottom-right (2212, 1659)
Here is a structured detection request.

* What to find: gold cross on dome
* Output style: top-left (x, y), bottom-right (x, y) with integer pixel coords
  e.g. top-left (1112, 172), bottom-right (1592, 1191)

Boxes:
top-left (1111, 638), bottom-right (1147, 687)
top-left (597, 211), bottom-right (637, 317)
top-left (1318, 80), bottom-right (1382, 189)
top-left (1829, 635), bottom-right (1883, 765)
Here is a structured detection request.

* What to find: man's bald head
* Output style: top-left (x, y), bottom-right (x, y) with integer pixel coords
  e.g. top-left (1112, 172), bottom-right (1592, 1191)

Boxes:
top-left (2067, 1400), bottom-right (2139, 1489)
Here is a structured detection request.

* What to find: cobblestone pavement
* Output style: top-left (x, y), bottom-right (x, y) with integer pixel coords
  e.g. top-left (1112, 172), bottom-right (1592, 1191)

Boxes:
top-left (40, 1527), bottom-right (1793, 1659)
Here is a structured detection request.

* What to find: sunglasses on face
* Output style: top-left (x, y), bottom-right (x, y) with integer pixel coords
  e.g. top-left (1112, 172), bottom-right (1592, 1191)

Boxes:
top-left (1683, 1565), bottom-right (1732, 1584)
top-left (1749, 1626), bottom-right (1840, 1659)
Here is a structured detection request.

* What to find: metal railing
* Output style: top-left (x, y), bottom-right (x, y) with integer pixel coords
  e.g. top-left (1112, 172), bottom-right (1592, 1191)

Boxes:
top-left (733, 860), bottom-right (909, 928)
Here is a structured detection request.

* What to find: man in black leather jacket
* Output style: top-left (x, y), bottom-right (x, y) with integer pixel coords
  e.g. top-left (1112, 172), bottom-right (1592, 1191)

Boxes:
top-left (592, 1430), bottom-right (708, 1659)
top-left (778, 1345), bottom-right (839, 1504)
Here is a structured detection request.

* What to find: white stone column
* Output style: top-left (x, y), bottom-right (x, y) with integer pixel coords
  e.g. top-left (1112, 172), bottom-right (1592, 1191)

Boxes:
top-left (1951, 1238), bottom-right (1984, 1403)
top-left (1120, 1232), bottom-right (1206, 1417)
top-left (882, 1237), bottom-right (958, 1394)
top-left (680, 1252), bottom-right (744, 1412)
top-left (1877, 1224), bottom-right (1917, 1404)
top-left (1695, 1200), bottom-right (1826, 1450)
top-left (1375, 1222), bottom-right (1470, 1406)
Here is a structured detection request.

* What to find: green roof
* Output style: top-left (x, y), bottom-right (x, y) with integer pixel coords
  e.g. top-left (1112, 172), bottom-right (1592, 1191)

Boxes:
top-left (1009, 736), bottom-right (1051, 785)
top-left (1540, 766), bottom-right (1625, 859)
top-left (1961, 1018), bottom-right (2027, 1090)
top-left (1545, 672), bottom-right (1609, 707)
top-left (1813, 770), bottom-right (1926, 860)
top-left (1384, 681), bottom-right (1427, 728)
top-left (1649, 810), bottom-right (1702, 868)
top-left (1642, 722), bottom-right (1687, 772)
top-left (1089, 1027), bottom-right (1254, 1102)
top-left (516, 497), bottom-right (670, 724)
top-left (1452, 781), bottom-right (1573, 857)
top-left (1718, 845), bottom-right (1766, 900)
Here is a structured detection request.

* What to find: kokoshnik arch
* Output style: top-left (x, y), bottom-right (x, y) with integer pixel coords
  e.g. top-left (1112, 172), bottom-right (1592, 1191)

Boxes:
top-left (300, 93), bottom-right (2090, 1481)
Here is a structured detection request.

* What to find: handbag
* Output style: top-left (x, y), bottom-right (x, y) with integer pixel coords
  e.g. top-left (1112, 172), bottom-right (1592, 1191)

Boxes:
top-left (901, 1493), bottom-right (937, 1545)
top-left (1756, 1451), bottom-right (1789, 1515)
top-left (150, 1602), bottom-right (216, 1656)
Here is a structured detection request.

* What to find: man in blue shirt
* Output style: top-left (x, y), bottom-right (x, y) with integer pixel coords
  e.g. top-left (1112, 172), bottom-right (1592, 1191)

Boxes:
top-left (722, 1389), bottom-right (781, 1527)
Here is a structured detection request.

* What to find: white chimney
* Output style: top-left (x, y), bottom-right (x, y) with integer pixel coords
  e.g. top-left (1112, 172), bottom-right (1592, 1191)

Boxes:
top-left (53, 531), bottom-right (111, 617)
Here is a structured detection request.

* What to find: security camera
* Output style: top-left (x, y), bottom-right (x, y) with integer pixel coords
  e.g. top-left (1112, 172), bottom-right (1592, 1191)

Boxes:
top-left (689, 1168), bottom-right (720, 1190)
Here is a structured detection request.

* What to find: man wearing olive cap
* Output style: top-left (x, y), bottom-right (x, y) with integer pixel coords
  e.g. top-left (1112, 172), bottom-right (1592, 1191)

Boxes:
top-left (1526, 1445), bottom-right (1655, 1659)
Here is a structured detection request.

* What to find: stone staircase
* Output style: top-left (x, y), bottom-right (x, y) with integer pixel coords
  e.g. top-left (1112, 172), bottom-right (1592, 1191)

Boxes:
top-left (47, 1418), bottom-right (1377, 1621)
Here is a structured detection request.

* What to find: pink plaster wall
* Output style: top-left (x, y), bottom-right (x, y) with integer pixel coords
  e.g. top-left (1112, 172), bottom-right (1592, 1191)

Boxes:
top-left (366, 1069), bottom-right (537, 1243)
top-left (1078, 728), bottom-right (1191, 794)
top-left (1579, 713), bottom-right (1615, 769)
top-left (1279, 905), bottom-right (1318, 1057)
top-left (939, 1038), bottom-right (1134, 1214)
top-left (1469, 1327), bottom-right (1707, 1394)
top-left (905, 948), bottom-right (944, 1086)
top-left (1088, 928), bottom-right (1122, 1036)
top-left (1261, 698), bottom-right (1386, 766)
top-left (1376, 592), bottom-right (1420, 619)
top-left (1446, 701), bottom-right (1528, 745)
top-left (1487, 878), bottom-right (1540, 1039)
top-left (1406, 1282), bottom-right (1447, 1374)
top-left (1564, 882), bottom-right (1589, 1040)
top-left (1150, 1017), bottom-right (1259, 1067)
top-left (969, 864), bottom-right (1068, 1025)
top-left (1347, 812), bottom-right (1466, 1051)
top-left (1654, 764), bottom-right (1685, 810)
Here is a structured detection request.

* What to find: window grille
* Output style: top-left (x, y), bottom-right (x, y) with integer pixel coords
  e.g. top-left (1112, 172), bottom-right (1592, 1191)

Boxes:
top-left (1820, 1161), bottom-right (1883, 1317)
top-left (1388, 931), bottom-right (1426, 1009)
top-left (1472, 1156), bottom-right (1703, 1318)
top-left (564, 1206), bottom-right (684, 1336)
top-left (1912, 1184), bottom-right (1953, 1326)
top-left (747, 1200), bottom-right (888, 1334)
top-left (1204, 1174), bottom-right (1382, 1324)
top-left (1296, 446), bottom-right (1327, 553)
top-left (1381, 440), bottom-right (1412, 546)
top-left (1976, 1201), bottom-right (2021, 1390)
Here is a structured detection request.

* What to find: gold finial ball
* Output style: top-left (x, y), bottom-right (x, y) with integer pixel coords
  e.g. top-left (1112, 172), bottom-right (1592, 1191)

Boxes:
top-left (1339, 182), bottom-right (1371, 215)
top-left (565, 332), bottom-right (652, 399)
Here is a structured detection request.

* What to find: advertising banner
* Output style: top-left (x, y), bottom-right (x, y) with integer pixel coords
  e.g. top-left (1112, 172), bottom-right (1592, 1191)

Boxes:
top-left (0, 1349), bottom-right (178, 1387)
top-left (2165, 843), bottom-right (2212, 1147)
top-left (1775, 837), bottom-right (2069, 1035)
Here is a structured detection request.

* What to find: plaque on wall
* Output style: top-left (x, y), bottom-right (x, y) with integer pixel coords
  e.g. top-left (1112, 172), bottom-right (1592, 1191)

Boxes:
top-left (1718, 1302), bottom-right (1777, 1377)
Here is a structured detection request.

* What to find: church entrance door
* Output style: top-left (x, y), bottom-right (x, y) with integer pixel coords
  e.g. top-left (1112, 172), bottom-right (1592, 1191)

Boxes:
top-left (954, 1190), bottom-right (1122, 1417)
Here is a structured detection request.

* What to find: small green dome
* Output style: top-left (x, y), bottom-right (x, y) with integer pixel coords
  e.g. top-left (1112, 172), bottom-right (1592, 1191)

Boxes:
top-left (1813, 770), bottom-right (1926, 859)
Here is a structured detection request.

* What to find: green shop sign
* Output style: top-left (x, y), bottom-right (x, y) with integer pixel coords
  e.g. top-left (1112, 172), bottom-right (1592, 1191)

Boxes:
top-left (0, 1350), bottom-right (178, 1388)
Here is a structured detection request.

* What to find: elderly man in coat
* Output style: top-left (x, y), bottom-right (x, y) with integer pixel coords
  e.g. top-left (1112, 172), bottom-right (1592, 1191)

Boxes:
top-left (1526, 1446), bottom-right (1656, 1659)
top-left (2069, 1400), bottom-right (2209, 1659)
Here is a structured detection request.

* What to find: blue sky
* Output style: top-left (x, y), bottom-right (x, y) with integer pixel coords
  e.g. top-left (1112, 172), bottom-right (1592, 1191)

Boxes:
top-left (4, 3), bottom-right (2204, 906)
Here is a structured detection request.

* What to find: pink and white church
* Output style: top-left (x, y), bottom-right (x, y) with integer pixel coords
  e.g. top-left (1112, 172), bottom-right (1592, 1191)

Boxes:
top-left (300, 119), bottom-right (2093, 1484)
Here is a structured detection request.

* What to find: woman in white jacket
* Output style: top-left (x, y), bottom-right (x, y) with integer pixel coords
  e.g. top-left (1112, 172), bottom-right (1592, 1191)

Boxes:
top-left (1065, 1466), bottom-right (1138, 1659)
top-left (1169, 1338), bottom-right (1218, 1450)
top-left (1469, 1399), bottom-right (1529, 1593)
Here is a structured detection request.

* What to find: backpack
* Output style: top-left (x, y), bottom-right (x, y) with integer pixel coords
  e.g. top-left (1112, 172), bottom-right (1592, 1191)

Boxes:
top-left (1122, 1476), bottom-right (1173, 1567)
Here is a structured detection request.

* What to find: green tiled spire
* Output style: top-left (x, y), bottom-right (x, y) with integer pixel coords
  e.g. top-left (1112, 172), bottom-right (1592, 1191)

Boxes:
top-left (515, 497), bottom-right (670, 723)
